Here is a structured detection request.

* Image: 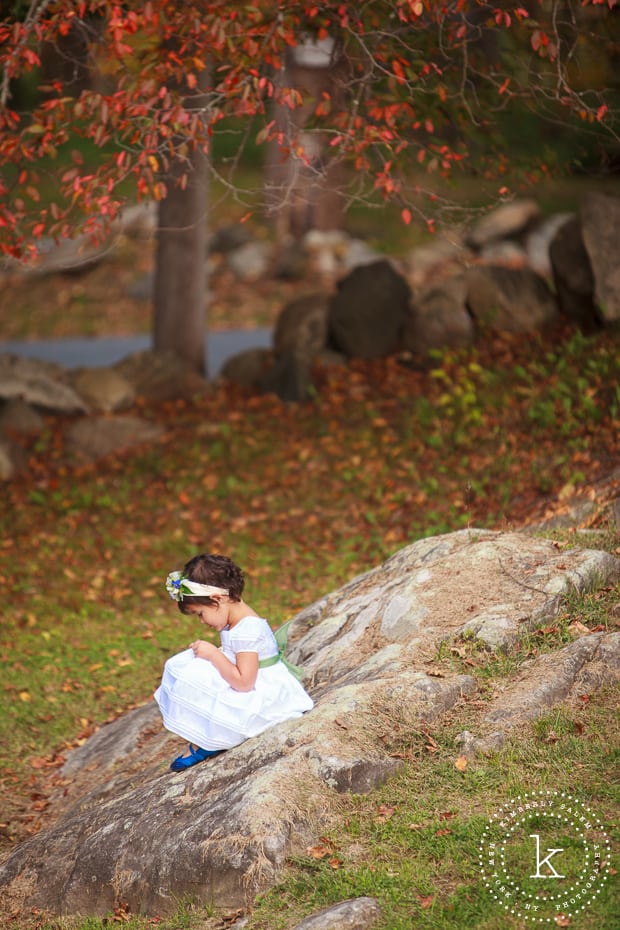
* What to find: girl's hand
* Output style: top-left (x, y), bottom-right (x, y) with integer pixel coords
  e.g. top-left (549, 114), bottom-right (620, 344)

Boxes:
top-left (190, 640), bottom-right (217, 660)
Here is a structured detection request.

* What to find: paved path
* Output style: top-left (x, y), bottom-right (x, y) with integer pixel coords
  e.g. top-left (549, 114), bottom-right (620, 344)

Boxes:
top-left (0, 329), bottom-right (272, 380)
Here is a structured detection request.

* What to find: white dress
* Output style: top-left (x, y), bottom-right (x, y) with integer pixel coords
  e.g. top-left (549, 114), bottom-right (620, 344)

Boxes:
top-left (154, 616), bottom-right (314, 750)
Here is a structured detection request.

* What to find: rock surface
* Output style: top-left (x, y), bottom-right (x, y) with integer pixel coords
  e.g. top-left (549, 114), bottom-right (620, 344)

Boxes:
top-left (64, 415), bottom-right (165, 463)
top-left (580, 191), bottom-right (620, 323)
top-left (0, 529), bottom-right (618, 918)
top-left (465, 265), bottom-right (558, 333)
top-left (402, 274), bottom-right (473, 354)
top-left (465, 198), bottom-right (541, 250)
top-left (327, 260), bottom-right (411, 359)
top-left (0, 354), bottom-right (87, 414)
top-left (291, 897), bottom-right (381, 930)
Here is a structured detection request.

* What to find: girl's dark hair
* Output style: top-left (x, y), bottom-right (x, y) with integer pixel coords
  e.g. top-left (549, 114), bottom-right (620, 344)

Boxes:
top-left (178, 553), bottom-right (244, 614)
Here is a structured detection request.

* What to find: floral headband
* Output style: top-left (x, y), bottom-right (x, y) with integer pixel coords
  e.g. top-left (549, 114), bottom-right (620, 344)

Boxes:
top-left (165, 570), bottom-right (229, 602)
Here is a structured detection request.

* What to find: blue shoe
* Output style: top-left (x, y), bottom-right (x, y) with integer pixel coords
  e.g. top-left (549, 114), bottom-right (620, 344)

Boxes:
top-left (170, 744), bottom-right (221, 771)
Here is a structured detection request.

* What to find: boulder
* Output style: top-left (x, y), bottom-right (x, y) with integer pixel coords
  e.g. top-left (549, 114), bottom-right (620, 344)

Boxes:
top-left (402, 274), bottom-right (473, 355)
top-left (0, 437), bottom-right (24, 481)
top-left (327, 260), bottom-right (411, 359)
top-left (292, 897), bottom-right (381, 930)
top-left (0, 397), bottom-right (46, 436)
top-left (465, 198), bottom-right (541, 250)
top-left (219, 348), bottom-right (275, 390)
top-left (340, 238), bottom-right (382, 273)
top-left (209, 224), bottom-right (254, 255)
top-left (119, 203), bottom-right (157, 239)
top-left (478, 240), bottom-right (527, 267)
top-left (0, 354), bottom-right (88, 414)
top-left (406, 236), bottom-right (464, 289)
top-left (113, 350), bottom-right (209, 403)
top-left (226, 241), bottom-right (273, 282)
top-left (580, 191), bottom-right (620, 323)
top-left (272, 237), bottom-right (308, 280)
top-left (465, 265), bottom-right (559, 333)
top-left (70, 367), bottom-right (136, 413)
top-left (548, 215), bottom-right (598, 327)
top-left (0, 529), bottom-right (617, 918)
top-left (258, 353), bottom-right (313, 403)
top-left (524, 212), bottom-right (573, 278)
top-left (13, 231), bottom-right (114, 276)
top-left (64, 415), bottom-right (165, 463)
top-left (303, 229), bottom-right (350, 278)
top-left (274, 293), bottom-right (329, 360)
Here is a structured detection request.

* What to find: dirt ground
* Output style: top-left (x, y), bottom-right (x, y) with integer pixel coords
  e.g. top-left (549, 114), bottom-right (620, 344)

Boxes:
top-left (0, 235), bottom-right (312, 341)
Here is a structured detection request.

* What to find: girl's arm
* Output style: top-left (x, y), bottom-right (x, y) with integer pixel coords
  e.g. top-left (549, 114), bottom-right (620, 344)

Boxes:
top-left (190, 640), bottom-right (258, 692)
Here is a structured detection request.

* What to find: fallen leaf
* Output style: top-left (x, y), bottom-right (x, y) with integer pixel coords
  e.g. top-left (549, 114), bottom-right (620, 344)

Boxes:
top-left (435, 828), bottom-right (452, 836)
top-left (567, 621), bottom-right (590, 636)
top-left (455, 755), bottom-right (468, 772)
top-left (306, 844), bottom-right (331, 860)
top-left (415, 893), bottom-right (434, 909)
top-left (425, 667), bottom-right (445, 678)
top-left (554, 915), bottom-right (570, 927)
top-left (328, 857), bottom-right (343, 869)
top-left (438, 811), bottom-right (456, 820)
top-left (374, 804), bottom-right (396, 823)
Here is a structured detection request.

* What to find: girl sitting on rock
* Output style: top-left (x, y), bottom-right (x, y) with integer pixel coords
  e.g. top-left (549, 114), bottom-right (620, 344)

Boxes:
top-left (154, 553), bottom-right (314, 771)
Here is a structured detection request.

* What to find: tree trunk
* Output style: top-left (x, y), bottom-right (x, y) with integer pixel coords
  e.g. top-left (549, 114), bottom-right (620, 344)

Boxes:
top-left (153, 144), bottom-right (209, 375)
top-left (265, 38), bottom-right (347, 240)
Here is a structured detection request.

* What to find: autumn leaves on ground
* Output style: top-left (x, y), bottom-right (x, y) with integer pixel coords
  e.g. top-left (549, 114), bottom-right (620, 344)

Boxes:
top-left (0, 256), bottom-right (618, 927)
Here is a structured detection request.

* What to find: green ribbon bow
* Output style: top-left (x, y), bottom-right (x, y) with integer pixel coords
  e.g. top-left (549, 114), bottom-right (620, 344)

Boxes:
top-left (258, 618), bottom-right (304, 681)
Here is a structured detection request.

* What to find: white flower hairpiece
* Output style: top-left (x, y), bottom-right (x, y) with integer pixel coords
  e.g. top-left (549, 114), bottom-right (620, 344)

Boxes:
top-left (165, 570), bottom-right (229, 601)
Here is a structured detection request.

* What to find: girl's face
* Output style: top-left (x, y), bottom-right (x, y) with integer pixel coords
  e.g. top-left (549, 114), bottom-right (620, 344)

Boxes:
top-left (185, 598), bottom-right (230, 632)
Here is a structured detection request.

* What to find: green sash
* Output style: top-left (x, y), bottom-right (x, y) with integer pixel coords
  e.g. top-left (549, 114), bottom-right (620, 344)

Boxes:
top-left (258, 618), bottom-right (304, 681)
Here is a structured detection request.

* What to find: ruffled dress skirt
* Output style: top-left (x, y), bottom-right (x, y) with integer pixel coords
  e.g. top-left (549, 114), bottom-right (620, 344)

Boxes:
top-left (154, 619), bottom-right (313, 750)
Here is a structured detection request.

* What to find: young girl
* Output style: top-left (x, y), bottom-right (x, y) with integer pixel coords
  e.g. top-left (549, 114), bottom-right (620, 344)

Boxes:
top-left (154, 553), bottom-right (314, 771)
